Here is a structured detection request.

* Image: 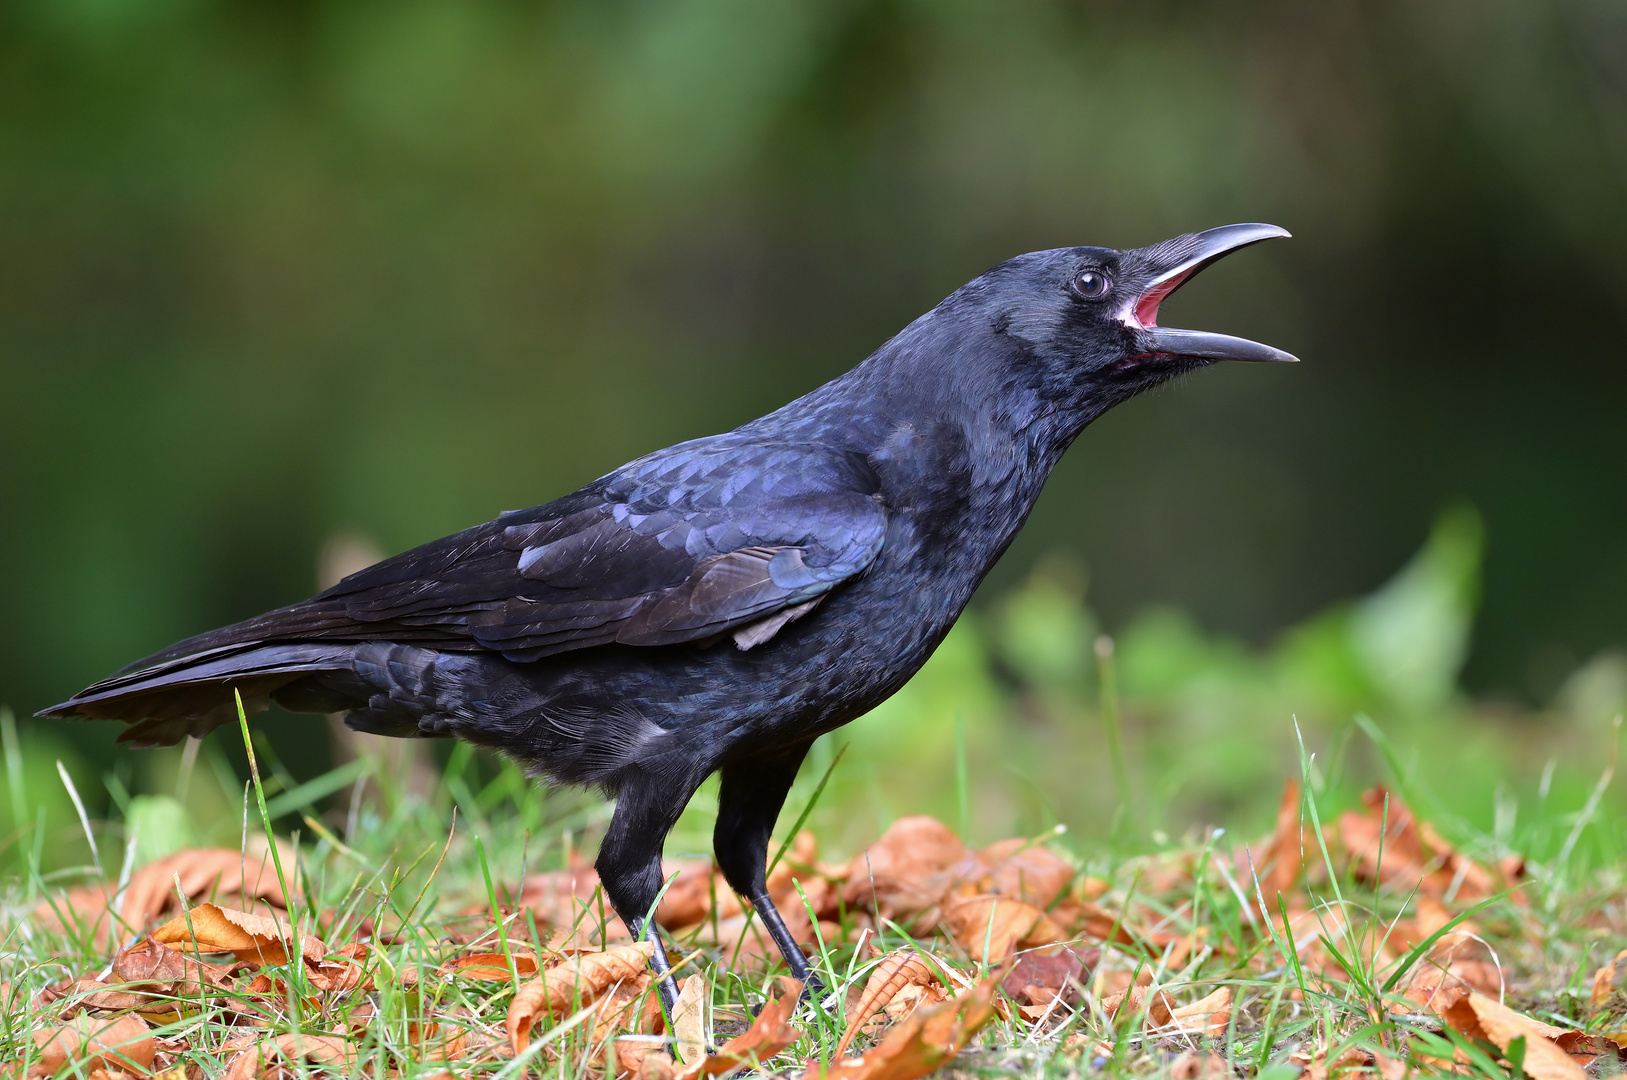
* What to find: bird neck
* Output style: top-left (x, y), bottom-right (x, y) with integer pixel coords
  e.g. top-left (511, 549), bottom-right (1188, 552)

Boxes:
top-left (750, 315), bottom-right (1103, 560)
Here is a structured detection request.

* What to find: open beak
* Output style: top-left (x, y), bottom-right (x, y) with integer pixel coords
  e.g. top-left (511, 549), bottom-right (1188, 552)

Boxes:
top-left (1126, 223), bottom-right (1298, 363)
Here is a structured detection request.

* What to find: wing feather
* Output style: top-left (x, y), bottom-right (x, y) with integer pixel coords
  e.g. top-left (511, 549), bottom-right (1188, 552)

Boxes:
top-left (107, 439), bottom-right (888, 669)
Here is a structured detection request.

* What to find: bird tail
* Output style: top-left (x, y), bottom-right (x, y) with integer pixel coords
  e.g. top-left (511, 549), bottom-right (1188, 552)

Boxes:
top-left (37, 641), bottom-right (362, 747)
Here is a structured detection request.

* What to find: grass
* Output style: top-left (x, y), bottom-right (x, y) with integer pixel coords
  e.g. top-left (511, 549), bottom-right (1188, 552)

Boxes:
top-left (0, 697), bottom-right (1622, 1078)
top-left (1, 512), bottom-right (1624, 1076)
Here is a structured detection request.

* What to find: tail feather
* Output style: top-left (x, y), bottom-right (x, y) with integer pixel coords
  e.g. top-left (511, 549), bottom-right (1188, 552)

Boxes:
top-left (38, 642), bottom-right (360, 747)
top-left (109, 598), bottom-right (357, 676)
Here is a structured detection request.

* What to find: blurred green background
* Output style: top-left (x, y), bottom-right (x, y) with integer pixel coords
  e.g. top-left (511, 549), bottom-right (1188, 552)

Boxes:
top-left (2, 1), bottom-right (1625, 862)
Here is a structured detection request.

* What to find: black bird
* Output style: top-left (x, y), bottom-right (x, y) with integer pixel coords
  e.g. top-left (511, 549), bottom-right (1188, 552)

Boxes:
top-left (43, 223), bottom-right (1296, 1006)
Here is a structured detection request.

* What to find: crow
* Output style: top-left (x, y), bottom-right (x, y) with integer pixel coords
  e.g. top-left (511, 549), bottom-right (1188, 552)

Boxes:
top-left (43, 223), bottom-right (1296, 1007)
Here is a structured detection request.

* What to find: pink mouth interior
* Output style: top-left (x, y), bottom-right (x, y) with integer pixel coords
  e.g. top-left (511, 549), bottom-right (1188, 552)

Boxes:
top-left (1133, 269), bottom-right (1193, 329)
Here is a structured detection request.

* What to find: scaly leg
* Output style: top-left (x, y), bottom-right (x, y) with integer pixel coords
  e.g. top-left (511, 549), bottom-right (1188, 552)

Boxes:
top-left (713, 742), bottom-right (825, 999)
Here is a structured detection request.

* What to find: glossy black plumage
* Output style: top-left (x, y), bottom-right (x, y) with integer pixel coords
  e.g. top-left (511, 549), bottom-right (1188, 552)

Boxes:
top-left (43, 223), bottom-right (1296, 1006)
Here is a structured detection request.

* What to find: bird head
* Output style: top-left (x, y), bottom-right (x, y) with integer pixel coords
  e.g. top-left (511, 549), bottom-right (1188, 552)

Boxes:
top-left (972, 222), bottom-right (1297, 419)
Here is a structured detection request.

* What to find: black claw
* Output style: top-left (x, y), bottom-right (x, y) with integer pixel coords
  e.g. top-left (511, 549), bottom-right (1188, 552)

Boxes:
top-left (799, 977), bottom-right (827, 1006)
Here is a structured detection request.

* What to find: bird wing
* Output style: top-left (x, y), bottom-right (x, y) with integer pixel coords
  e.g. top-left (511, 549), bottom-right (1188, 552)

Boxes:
top-left (319, 439), bottom-right (888, 661)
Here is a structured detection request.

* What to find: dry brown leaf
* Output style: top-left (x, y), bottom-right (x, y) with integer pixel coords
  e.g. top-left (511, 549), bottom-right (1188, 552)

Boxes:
top-left (504, 854), bottom-right (631, 948)
top-left (1072, 901), bottom-right (1163, 948)
top-left (807, 979), bottom-right (996, 1080)
top-left (673, 977), bottom-right (802, 1080)
top-left (123, 848), bottom-right (292, 926)
top-left (656, 861), bottom-right (739, 929)
top-left (836, 950), bottom-right (946, 1056)
top-left (1336, 786), bottom-right (1505, 902)
top-left (40, 976), bottom-right (147, 1015)
top-left (1169, 1051), bottom-right (1230, 1079)
top-left (1293, 1046), bottom-right (1394, 1080)
top-left (1101, 984), bottom-right (1177, 1028)
top-left (1168, 986), bottom-right (1232, 1037)
top-left (1390, 897), bottom-right (1502, 1011)
top-left (679, 899), bottom-right (828, 971)
top-left (1251, 778), bottom-right (1306, 915)
top-left (587, 971), bottom-right (658, 1078)
top-left (30, 847), bottom-right (293, 950)
top-left (1391, 895), bottom-right (1479, 950)
top-left (999, 944), bottom-right (1096, 1012)
top-left (764, 831), bottom-right (821, 904)
top-left (618, 1047), bottom-right (677, 1080)
top-left (671, 974), bottom-right (709, 1067)
top-left (940, 895), bottom-right (1064, 963)
top-left (1399, 945), bottom-right (1502, 1013)
top-left (591, 973), bottom-right (657, 1041)
top-left (842, 817), bottom-right (968, 927)
top-left (972, 838), bottom-right (1075, 909)
top-left (1441, 991), bottom-right (1586, 1080)
top-left (220, 1033), bottom-right (355, 1080)
top-left (308, 942), bottom-right (374, 993)
top-left (1593, 948), bottom-right (1627, 1009)
top-left (32, 1014), bottom-right (155, 1076)
top-left (615, 1027), bottom-right (680, 1080)
top-left (649, 838), bottom-right (827, 932)
top-left (439, 949), bottom-right (540, 982)
top-left (152, 903), bottom-right (323, 966)
top-left (507, 941), bottom-right (655, 1055)
top-left (112, 937), bottom-right (233, 995)
top-left (1337, 786), bottom-right (1430, 892)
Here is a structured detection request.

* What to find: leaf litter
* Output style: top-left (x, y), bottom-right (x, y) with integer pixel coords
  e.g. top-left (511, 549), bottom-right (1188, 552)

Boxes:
top-left (2, 779), bottom-right (1625, 1078)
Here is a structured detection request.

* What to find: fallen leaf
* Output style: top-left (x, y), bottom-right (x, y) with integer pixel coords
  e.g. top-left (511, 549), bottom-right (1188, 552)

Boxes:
top-left (837, 950), bottom-right (946, 1056)
top-left (30, 847), bottom-right (293, 950)
top-left (657, 861), bottom-right (738, 929)
top-left (1072, 901), bottom-right (1159, 947)
top-left (112, 936), bottom-right (233, 993)
top-left (1169, 1051), bottom-right (1230, 1079)
top-left (151, 903), bottom-right (324, 966)
top-left (1392, 897), bottom-right (1502, 1011)
top-left (122, 848), bottom-right (292, 926)
top-left (32, 1014), bottom-right (155, 1076)
top-left (1441, 991), bottom-right (1585, 1080)
top-left (998, 944), bottom-right (1096, 1012)
top-left (1101, 984), bottom-right (1177, 1028)
top-left (308, 942), bottom-right (374, 993)
top-left (509, 856), bottom-right (631, 949)
top-left (808, 979), bottom-right (996, 1080)
top-left (40, 976), bottom-right (147, 1014)
top-left (674, 977), bottom-right (802, 1080)
top-left (439, 949), bottom-right (540, 982)
top-left (591, 972), bottom-right (658, 1040)
top-left (680, 900), bottom-right (823, 971)
top-left (619, 1046), bottom-right (677, 1080)
top-left (973, 838), bottom-right (1075, 908)
top-left (940, 895), bottom-right (1064, 962)
top-left (1294, 1046), bottom-right (1389, 1080)
top-left (613, 1013), bottom-right (674, 1080)
top-left (221, 1033), bottom-right (355, 1080)
top-left (1250, 778), bottom-right (1306, 915)
top-left (507, 941), bottom-right (655, 1055)
top-left (1393, 895), bottom-right (1479, 949)
top-left (1337, 786), bottom-right (1502, 901)
top-left (764, 832), bottom-right (821, 906)
top-left (1592, 948), bottom-right (1627, 1009)
top-left (1168, 986), bottom-right (1232, 1037)
top-left (842, 817), bottom-right (968, 928)
top-left (671, 974), bottom-right (708, 1067)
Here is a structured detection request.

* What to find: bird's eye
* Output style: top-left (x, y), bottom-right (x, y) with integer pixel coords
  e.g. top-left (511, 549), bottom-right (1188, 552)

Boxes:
top-left (1071, 269), bottom-right (1112, 300)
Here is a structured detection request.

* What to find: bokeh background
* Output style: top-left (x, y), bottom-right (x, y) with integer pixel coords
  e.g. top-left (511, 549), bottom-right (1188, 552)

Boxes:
top-left (3, 0), bottom-right (1625, 861)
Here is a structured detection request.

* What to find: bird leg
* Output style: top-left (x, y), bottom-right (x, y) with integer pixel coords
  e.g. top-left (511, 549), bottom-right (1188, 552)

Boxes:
top-left (595, 765), bottom-right (706, 1017)
top-left (713, 743), bottom-right (826, 1001)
